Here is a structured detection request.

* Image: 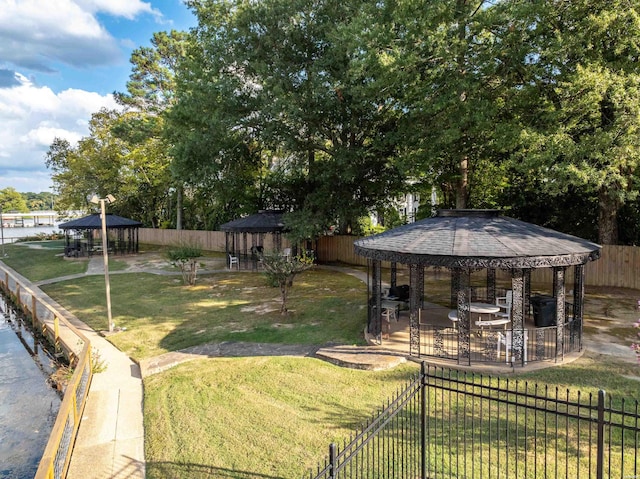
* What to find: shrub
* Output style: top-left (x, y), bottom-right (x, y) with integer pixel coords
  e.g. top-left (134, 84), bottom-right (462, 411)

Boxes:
top-left (166, 243), bottom-right (202, 286)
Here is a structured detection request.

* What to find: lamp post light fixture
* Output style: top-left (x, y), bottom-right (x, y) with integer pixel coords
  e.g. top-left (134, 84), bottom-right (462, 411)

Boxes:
top-left (90, 194), bottom-right (116, 333)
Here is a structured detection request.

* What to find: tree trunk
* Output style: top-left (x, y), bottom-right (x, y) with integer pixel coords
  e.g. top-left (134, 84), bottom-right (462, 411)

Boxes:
top-left (280, 283), bottom-right (288, 313)
top-left (176, 184), bottom-right (183, 230)
top-left (456, 156), bottom-right (468, 209)
top-left (597, 189), bottom-right (619, 245)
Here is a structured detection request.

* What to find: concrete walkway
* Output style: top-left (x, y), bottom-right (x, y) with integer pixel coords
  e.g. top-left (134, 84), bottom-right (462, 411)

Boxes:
top-left (66, 331), bottom-right (145, 479)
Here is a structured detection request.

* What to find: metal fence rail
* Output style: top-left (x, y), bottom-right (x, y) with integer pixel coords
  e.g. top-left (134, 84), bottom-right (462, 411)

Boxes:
top-left (306, 364), bottom-right (640, 479)
top-left (418, 321), bottom-right (581, 366)
top-left (0, 263), bottom-right (93, 479)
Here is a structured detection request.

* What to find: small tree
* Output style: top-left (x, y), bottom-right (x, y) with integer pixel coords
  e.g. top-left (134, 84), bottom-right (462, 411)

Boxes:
top-left (166, 243), bottom-right (202, 286)
top-left (261, 251), bottom-right (314, 314)
top-left (632, 300), bottom-right (640, 364)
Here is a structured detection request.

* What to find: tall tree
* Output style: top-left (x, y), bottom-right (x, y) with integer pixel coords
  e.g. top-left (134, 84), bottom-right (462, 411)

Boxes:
top-left (501, 0), bottom-right (640, 244)
top-left (369, 0), bottom-right (521, 210)
top-left (0, 187), bottom-right (29, 213)
top-left (46, 30), bottom-right (188, 227)
top-left (171, 0), bottom-right (405, 233)
top-left (45, 109), bottom-right (172, 226)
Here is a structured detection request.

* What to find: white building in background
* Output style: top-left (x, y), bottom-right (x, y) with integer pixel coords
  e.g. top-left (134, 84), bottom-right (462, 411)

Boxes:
top-left (397, 192), bottom-right (421, 223)
top-left (371, 186), bottom-right (438, 228)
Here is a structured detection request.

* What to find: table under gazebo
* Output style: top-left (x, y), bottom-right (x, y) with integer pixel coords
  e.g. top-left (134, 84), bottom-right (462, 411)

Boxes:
top-left (354, 209), bottom-right (601, 367)
top-left (59, 213), bottom-right (142, 257)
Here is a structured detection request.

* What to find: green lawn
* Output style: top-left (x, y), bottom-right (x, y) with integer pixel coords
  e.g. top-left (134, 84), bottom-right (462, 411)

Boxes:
top-left (143, 352), bottom-right (640, 479)
top-left (42, 268), bottom-right (368, 360)
top-left (144, 356), bottom-right (421, 479)
top-left (0, 242), bottom-right (86, 281)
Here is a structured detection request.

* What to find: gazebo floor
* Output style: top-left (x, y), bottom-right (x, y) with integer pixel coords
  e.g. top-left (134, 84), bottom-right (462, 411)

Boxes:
top-left (369, 302), bottom-right (581, 369)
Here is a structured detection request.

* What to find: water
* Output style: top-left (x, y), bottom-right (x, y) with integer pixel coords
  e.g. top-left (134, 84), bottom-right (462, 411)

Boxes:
top-left (0, 297), bottom-right (61, 478)
top-left (1, 225), bottom-right (60, 244)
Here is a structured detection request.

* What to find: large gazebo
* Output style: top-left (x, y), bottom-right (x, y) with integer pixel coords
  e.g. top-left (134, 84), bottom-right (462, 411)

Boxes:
top-left (354, 209), bottom-right (601, 366)
top-left (59, 213), bottom-right (142, 257)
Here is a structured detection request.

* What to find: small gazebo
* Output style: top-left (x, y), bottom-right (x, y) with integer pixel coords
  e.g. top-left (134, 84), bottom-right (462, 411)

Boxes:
top-left (59, 213), bottom-right (143, 257)
top-left (219, 210), bottom-right (286, 260)
top-left (354, 209), bottom-right (601, 366)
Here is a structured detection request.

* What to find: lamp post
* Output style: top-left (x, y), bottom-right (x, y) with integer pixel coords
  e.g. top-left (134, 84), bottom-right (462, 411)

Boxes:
top-left (90, 194), bottom-right (116, 333)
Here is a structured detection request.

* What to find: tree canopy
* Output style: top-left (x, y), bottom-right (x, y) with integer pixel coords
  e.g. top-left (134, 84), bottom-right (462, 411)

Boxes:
top-left (42, 0), bottom-right (640, 245)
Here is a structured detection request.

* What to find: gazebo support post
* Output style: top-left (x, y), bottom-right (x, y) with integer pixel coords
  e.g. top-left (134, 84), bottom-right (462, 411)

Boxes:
top-left (524, 269), bottom-right (532, 314)
top-left (511, 269), bottom-right (526, 364)
top-left (409, 264), bottom-right (422, 357)
top-left (242, 232), bottom-right (248, 259)
top-left (371, 260), bottom-right (382, 341)
top-left (486, 268), bottom-right (496, 304)
top-left (390, 263), bottom-right (397, 290)
top-left (451, 269), bottom-right (462, 309)
top-left (456, 268), bottom-right (471, 364)
top-left (554, 267), bottom-right (567, 362)
top-left (574, 264), bottom-right (586, 351)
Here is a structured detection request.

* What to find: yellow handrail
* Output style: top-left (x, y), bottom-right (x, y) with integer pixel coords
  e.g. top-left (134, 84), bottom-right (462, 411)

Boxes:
top-left (0, 263), bottom-right (93, 479)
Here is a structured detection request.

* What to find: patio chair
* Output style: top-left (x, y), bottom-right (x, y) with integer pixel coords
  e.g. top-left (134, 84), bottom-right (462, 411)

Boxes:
top-left (495, 290), bottom-right (513, 321)
top-left (228, 253), bottom-right (239, 270)
top-left (497, 329), bottom-right (529, 363)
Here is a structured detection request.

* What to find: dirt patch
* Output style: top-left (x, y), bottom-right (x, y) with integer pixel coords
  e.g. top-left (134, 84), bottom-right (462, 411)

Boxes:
top-left (582, 286), bottom-right (639, 362)
top-left (240, 303), bottom-right (279, 314)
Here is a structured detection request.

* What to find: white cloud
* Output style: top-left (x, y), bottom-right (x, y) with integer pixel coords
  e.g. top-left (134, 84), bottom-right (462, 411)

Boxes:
top-left (79, 0), bottom-right (161, 20)
top-left (0, 74), bottom-right (118, 192)
top-left (0, 0), bottom-right (122, 71)
top-left (0, 0), bottom-right (171, 192)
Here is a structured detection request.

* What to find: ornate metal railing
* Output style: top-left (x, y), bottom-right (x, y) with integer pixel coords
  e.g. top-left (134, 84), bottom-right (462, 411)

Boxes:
top-left (418, 319), bottom-right (581, 365)
top-left (0, 264), bottom-right (93, 479)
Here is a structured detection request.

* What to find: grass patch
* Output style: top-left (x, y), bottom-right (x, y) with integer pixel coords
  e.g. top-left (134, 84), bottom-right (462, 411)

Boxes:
top-left (144, 357), bottom-right (420, 479)
top-left (0, 242), bottom-right (86, 281)
top-left (41, 268), bottom-right (368, 360)
top-left (518, 351), bottom-right (640, 400)
top-left (19, 239), bottom-right (67, 249)
top-left (143, 354), bottom-right (640, 479)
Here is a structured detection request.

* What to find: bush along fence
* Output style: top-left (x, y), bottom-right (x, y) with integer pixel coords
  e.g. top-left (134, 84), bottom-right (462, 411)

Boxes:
top-left (0, 263), bottom-right (92, 479)
top-left (305, 363), bottom-right (640, 479)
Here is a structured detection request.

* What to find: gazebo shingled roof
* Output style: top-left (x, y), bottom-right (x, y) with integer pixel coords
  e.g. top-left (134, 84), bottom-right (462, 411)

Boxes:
top-left (219, 210), bottom-right (286, 262)
top-left (59, 213), bottom-right (142, 257)
top-left (219, 210), bottom-right (285, 233)
top-left (354, 209), bottom-right (601, 268)
top-left (59, 213), bottom-right (143, 230)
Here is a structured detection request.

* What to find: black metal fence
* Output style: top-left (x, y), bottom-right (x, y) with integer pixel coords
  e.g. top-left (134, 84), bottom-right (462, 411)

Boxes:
top-left (305, 364), bottom-right (640, 479)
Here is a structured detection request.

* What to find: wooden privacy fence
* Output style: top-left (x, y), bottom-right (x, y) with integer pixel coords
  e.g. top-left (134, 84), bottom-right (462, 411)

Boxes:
top-left (138, 229), bottom-right (640, 290)
top-left (0, 263), bottom-right (93, 479)
top-left (137, 228), bottom-right (289, 253)
top-left (315, 236), bottom-right (640, 290)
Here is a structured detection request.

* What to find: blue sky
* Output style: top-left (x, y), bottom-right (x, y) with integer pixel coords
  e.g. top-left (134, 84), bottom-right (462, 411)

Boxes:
top-left (0, 0), bottom-right (196, 193)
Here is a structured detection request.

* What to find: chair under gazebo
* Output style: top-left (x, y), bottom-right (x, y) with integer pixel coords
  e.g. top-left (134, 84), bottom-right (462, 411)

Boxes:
top-left (59, 213), bottom-right (143, 257)
top-left (219, 210), bottom-right (286, 268)
top-left (354, 209), bottom-right (601, 367)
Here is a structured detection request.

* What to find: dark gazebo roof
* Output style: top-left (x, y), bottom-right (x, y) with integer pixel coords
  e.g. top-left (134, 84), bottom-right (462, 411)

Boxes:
top-left (219, 210), bottom-right (286, 233)
top-left (354, 209), bottom-right (601, 269)
top-left (59, 213), bottom-right (143, 230)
